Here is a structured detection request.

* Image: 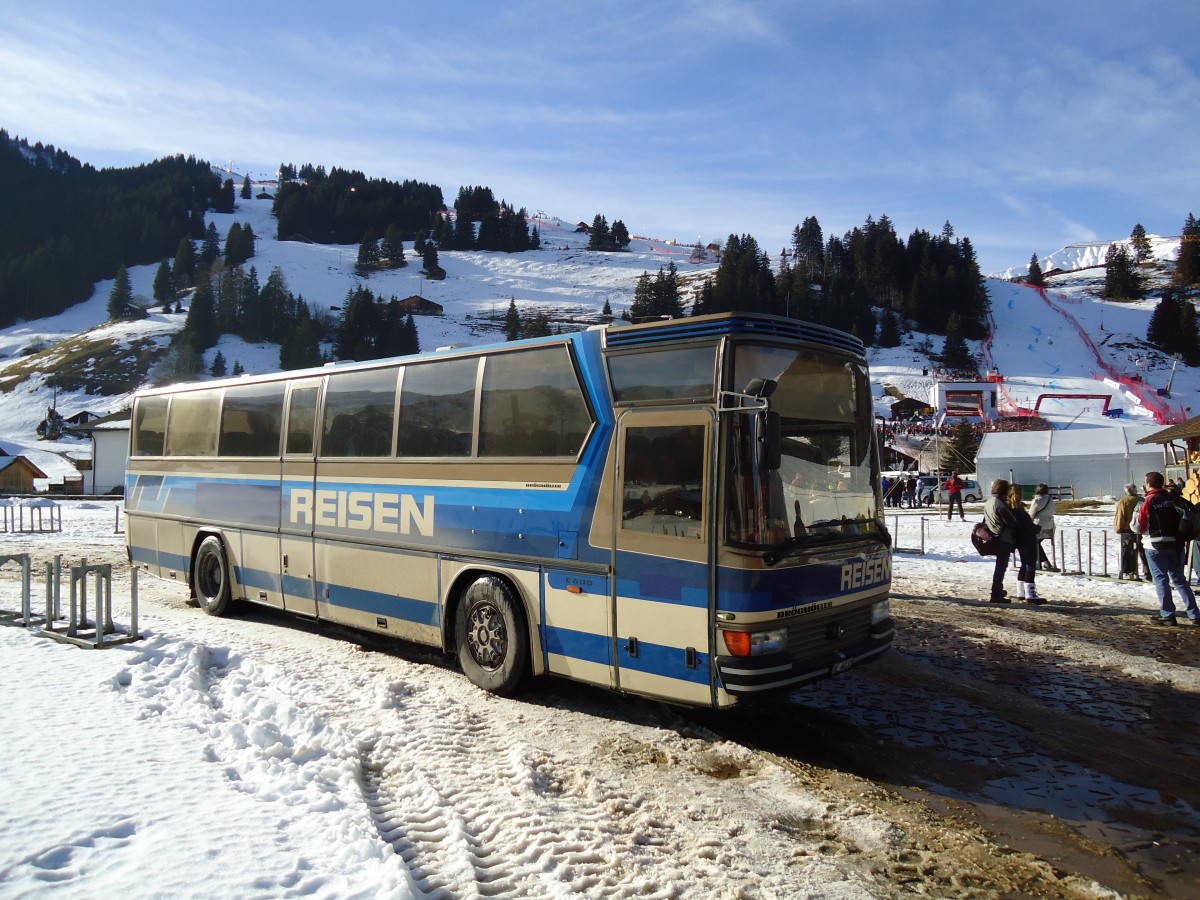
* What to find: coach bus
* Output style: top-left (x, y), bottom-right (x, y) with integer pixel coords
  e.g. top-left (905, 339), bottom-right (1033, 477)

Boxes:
top-left (125, 312), bottom-right (893, 709)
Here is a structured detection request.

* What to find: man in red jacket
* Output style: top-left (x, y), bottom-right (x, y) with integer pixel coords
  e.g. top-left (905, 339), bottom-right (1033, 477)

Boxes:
top-left (943, 472), bottom-right (966, 521)
top-left (1135, 471), bottom-right (1200, 625)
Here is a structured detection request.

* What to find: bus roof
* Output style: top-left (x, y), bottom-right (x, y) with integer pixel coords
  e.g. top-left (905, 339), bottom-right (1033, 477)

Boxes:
top-left (133, 312), bottom-right (864, 398)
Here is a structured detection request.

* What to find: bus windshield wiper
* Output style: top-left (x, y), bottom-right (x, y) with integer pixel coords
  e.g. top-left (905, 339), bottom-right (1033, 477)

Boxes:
top-left (762, 533), bottom-right (815, 567)
top-left (762, 518), bottom-right (890, 566)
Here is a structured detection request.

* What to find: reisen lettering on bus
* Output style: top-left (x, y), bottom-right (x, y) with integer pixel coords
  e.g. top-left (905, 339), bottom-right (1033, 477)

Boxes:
top-left (289, 488), bottom-right (434, 536)
top-left (840, 554), bottom-right (891, 592)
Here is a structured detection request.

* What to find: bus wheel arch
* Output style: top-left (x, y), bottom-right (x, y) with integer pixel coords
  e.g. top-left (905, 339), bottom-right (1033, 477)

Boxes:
top-left (450, 572), bottom-right (530, 695)
top-left (190, 532), bottom-right (234, 617)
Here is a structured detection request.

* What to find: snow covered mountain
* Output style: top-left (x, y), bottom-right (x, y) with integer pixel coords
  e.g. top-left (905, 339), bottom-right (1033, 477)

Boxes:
top-left (994, 233), bottom-right (1182, 280)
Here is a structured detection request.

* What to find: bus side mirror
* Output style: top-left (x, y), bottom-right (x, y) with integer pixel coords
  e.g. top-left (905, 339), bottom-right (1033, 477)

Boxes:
top-left (759, 411), bottom-right (781, 471)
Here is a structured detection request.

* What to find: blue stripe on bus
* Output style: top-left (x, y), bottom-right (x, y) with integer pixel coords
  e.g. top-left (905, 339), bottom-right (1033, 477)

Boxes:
top-left (318, 582), bottom-right (441, 627)
top-left (235, 564), bottom-right (282, 595)
top-left (618, 640), bottom-right (710, 685)
top-left (543, 626), bottom-right (709, 687)
top-left (543, 624), bottom-right (611, 666)
top-left (131, 528), bottom-right (882, 620)
top-left (281, 572), bottom-right (315, 600)
top-left (130, 544), bottom-right (189, 575)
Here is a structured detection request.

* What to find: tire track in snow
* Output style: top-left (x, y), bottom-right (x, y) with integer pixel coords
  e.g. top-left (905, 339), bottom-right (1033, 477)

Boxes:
top-left (352, 691), bottom-right (675, 898)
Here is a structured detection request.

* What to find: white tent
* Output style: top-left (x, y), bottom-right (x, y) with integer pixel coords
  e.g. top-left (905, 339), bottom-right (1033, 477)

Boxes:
top-left (975, 425), bottom-right (1163, 500)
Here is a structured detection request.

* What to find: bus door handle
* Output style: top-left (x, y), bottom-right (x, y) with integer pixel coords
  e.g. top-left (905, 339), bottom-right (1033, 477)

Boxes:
top-left (283, 554), bottom-right (289, 571)
top-left (625, 637), bottom-right (639, 658)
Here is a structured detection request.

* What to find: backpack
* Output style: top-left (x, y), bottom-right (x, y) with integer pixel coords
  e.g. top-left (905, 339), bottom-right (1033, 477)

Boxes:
top-left (1174, 498), bottom-right (1200, 541)
top-left (971, 521), bottom-right (998, 556)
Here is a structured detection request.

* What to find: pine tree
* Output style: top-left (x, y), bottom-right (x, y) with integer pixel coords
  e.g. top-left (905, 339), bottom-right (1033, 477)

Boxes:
top-left (792, 216), bottom-right (825, 284)
top-left (421, 243), bottom-right (444, 279)
top-left (224, 223), bottom-right (255, 267)
top-left (504, 298), bottom-right (521, 341)
top-left (240, 175), bottom-right (252, 200)
top-left (1176, 213), bottom-right (1200, 287)
top-left (254, 268), bottom-right (289, 343)
top-left (181, 278), bottom-right (219, 351)
top-left (941, 313), bottom-right (975, 371)
top-left (940, 422), bottom-right (981, 473)
top-left (380, 224), bottom-right (406, 269)
top-left (335, 286), bottom-right (382, 361)
top-left (587, 215), bottom-right (611, 251)
top-left (279, 304), bottom-right (321, 370)
top-left (1130, 224), bottom-right (1152, 265)
top-left (610, 220), bottom-right (631, 250)
top-left (1103, 243), bottom-right (1144, 301)
top-left (629, 272), bottom-right (654, 321)
top-left (153, 259), bottom-right (175, 310)
top-left (172, 236), bottom-right (196, 289)
top-left (523, 311), bottom-right (552, 338)
top-left (1026, 253), bottom-right (1045, 287)
top-left (107, 265), bottom-right (135, 319)
top-left (232, 360), bottom-right (245, 376)
top-left (199, 222), bottom-right (221, 269)
top-left (878, 309), bottom-right (901, 348)
top-left (402, 313), bottom-right (420, 355)
top-left (211, 265), bottom-right (237, 333)
top-left (210, 350), bottom-right (227, 377)
top-left (215, 178), bottom-right (236, 213)
top-left (1179, 297), bottom-right (1200, 364)
top-left (1146, 289), bottom-right (1200, 361)
top-left (356, 229), bottom-right (381, 275)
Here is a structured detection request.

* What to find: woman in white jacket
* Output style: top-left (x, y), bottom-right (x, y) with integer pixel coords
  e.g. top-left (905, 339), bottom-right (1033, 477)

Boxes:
top-left (1029, 483), bottom-right (1058, 571)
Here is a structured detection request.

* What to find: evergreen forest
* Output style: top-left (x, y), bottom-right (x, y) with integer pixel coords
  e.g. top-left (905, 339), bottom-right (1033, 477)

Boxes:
top-left (8, 128), bottom-right (1200, 378)
top-left (0, 131), bottom-right (220, 328)
top-left (691, 216), bottom-right (992, 347)
top-left (272, 163), bottom-right (445, 244)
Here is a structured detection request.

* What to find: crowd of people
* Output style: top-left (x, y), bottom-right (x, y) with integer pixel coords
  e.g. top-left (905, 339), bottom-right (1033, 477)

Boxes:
top-left (877, 414), bottom-right (1055, 449)
top-left (881, 473), bottom-right (926, 508)
top-left (977, 471), bottom-right (1200, 625)
top-left (877, 421), bottom-right (956, 443)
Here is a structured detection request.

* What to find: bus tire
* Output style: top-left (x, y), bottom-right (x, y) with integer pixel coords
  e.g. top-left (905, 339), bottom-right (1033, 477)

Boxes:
top-left (455, 576), bottom-right (528, 695)
top-left (192, 535), bottom-right (233, 617)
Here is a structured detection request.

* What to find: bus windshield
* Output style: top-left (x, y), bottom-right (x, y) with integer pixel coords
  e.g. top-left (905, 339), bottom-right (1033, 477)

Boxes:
top-left (726, 343), bottom-right (880, 548)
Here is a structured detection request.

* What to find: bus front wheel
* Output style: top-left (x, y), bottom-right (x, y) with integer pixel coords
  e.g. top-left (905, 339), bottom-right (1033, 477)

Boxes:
top-left (455, 576), bottom-right (528, 695)
top-left (192, 535), bottom-right (233, 617)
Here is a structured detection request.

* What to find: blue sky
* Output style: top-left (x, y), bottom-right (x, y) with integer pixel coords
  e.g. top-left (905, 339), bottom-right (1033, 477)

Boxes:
top-left (2, 0), bottom-right (1197, 274)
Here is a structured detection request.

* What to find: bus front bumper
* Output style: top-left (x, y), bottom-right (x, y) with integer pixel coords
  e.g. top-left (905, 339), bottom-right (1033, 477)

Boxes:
top-left (715, 619), bottom-right (894, 694)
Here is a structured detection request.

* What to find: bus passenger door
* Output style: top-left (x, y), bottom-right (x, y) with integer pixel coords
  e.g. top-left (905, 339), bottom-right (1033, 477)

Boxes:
top-left (613, 409), bottom-right (715, 706)
top-left (279, 379), bottom-right (320, 617)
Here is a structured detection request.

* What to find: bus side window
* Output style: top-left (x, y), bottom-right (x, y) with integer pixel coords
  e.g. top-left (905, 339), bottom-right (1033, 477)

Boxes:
top-left (321, 369), bottom-right (398, 458)
top-left (133, 396), bottom-right (168, 456)
top-left (398, 358), bottom-right (477, 457)
top-left (286, 385), bottom-right (319, 455)
top-left (479, 347), bottom-right (592, 457)
top-left (622, 424), bottom-right (705, 539)
top-left (164, 390), bottom-right (220, 457)
top-left (219, 382), bottom-right (285, 456)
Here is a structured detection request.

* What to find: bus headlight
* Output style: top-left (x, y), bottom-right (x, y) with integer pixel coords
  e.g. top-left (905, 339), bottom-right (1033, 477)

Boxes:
top-left (871, 599), bottom-right (890, 624)
top-left (722, 627), bottom-right (788, 657)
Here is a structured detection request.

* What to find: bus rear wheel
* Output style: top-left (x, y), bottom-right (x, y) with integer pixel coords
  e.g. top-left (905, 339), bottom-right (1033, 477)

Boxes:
top-left (192, 535), bottom-right (233, 617)
top-left (455, 576), bottom-right (528, 695)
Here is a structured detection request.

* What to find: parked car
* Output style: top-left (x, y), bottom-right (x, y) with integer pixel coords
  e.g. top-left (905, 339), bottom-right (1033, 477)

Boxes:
top-left (919, 476), bottom-right (982, 505)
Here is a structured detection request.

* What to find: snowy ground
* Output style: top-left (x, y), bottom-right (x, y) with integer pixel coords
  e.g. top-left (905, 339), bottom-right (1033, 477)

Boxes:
top-left (2, 192), bottom-right (1198, 896)
top-left (2, 501), bottom-right (1198, 898)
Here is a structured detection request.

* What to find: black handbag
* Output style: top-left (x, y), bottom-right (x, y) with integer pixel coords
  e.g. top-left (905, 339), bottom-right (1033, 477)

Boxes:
top-left (971, 521), bottom-right (998, 556)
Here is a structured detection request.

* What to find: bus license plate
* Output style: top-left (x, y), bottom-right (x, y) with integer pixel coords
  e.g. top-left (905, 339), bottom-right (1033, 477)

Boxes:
top-left (831, 658), bottom-right (853, 674)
